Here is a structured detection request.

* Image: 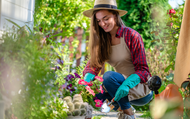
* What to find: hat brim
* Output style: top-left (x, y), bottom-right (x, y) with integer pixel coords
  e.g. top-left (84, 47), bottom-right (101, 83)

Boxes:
top-left (83, 8), bottom-right (128, 18)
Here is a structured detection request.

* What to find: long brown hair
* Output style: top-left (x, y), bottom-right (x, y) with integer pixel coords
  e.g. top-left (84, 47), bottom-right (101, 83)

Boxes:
top-left (88, 10), bottom-right (124, 68)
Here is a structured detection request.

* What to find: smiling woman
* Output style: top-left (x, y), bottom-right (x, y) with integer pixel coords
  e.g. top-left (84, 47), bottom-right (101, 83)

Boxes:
top-left (89, 9), bottom-right (125, 68)
top-left (95, 10), bottom-right (117, 32)
top-left (82, 0), bottom-right (153, 119)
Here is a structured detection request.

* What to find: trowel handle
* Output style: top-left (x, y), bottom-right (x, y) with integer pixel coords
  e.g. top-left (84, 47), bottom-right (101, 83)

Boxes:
top-left (112, 97), bottom-right (115, 102)
top-left (108, 97), bottom-right (115, 106)
top-left (107, 97), bottom-right (115, 106)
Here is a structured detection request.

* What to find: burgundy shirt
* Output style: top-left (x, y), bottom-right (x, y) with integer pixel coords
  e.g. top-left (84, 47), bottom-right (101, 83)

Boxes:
top-left (83, 25), bottom-right (151, 83)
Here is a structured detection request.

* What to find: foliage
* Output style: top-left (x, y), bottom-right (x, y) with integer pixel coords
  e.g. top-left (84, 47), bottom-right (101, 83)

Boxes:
top-left (34, 0), bottom-right (43, 14)
top-left (92, 116), bottom-right (102, 119)
top-left (140, 111), bottom-right (152, 119)
top-left (146, 46), bottom-right (172, 81)
top-left (151, 5), bottom-right (184, 72)
top-left (78, 76), bottom-right (104, 108)
top-left (150, 98), bottom-right (183, 119)
top-left (40, 98), bottom-right (68, 119)
top-left (34, 0), bottom-right (93, 40)
top-left (135, 4), bottom-right (184, 114)
top-left (117, 0), bottom-right (171, 48)
top-left (0, 24), bottom-right (62, 118)
top-left (51, 38), bottom-right (79, 86)
top-left (181, 74), bottom-right (190, 119)
top-left (50, 36), bottom-right (103, 110)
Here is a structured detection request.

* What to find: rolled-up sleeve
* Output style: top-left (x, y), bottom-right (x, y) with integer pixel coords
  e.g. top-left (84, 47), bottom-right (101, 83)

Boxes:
top-left (124, 28), bottom-right (151, 83)
top-left (83, 60), bottom-right (102, 77)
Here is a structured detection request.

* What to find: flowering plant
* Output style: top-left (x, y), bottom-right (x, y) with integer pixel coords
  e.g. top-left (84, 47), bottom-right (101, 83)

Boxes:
top-left (58, 73), bottom-right (82, 97)
top-left (151, 6), bottom-right (184, 73)
top-left (168, 8), bottom-right (176, 18)
top-left (52, 43), bottom-right (104, 108)
top-left (78, 76), bottom-right (104, 108)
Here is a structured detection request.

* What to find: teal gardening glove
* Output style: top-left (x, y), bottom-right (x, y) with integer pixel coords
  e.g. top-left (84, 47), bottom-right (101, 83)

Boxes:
top-left (84, 73), bottom-right (95, 83)
top-left (114, 74), bottom-right (141, 102)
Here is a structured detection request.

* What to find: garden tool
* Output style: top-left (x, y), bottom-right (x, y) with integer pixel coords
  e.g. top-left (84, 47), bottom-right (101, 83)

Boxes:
top-left (101, 98), bottom-right (115, 113)
top-left (147, 75), bottom-right (162, 94)
top-left (101, 76), bottom-right (162, 113)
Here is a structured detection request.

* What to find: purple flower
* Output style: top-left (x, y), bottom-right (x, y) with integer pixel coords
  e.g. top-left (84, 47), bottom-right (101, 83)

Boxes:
top-left (56, 59), bottom-right (64, 65)
top-left (74, 73), bottom-right (81, 78)
top-left (70, 89), bottom-right (75, 91)
top-left (65, 74), bottom-right (75, 81)
top-left (69, 88), bottom-right (75, 93)
top-left (55, 66), bottom-right (60, 71)
top-left (40, 57), bottom-right (44, 61)
top-left (61, 83), bottom-right (67, 89)
top-left (93, 97), bottom-right (98, 100)
top-left (50, 45), bottom-right (54, 49)
top-left (66, 84), bottom-right (72, 90)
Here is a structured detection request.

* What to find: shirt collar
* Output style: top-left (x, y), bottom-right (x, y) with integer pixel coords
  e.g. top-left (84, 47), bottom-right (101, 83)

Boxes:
top-left (116, 25), bottom-right (125, 38)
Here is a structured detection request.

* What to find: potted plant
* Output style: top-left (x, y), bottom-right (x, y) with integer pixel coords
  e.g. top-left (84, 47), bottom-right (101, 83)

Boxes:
top-left (63, 94), bottom-right (93, 119)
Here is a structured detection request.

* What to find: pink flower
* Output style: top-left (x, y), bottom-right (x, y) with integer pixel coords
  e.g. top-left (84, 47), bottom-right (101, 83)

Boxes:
top-left (168, 9), bottom-right (176, 17)
top-left (96, 88), bottom-right (100, 93)
top-left (99, 85), bottom-right (104, 94)
top-left (85, 86), bottom-right (95, 96)
top-left (94, 99), bottom-right (103, 107)
top-left (78, 79), bottom-right (88, 85)
top-left (87, 82), bottom-right (93, 86)
top-left (95, 76), bottom-right (104, 82)
top-left (171, 23), bottom-right (173, 26)
top-left (85, 86), bottom-right (91, 90)
top-left (169, 9), bottom-right (176, 15)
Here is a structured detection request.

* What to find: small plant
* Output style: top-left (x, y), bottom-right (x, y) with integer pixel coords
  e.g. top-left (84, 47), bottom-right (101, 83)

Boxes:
top-left (63, 94), bottom-right (93, 118)
top-left (41, 98), bottom-right (68, 119)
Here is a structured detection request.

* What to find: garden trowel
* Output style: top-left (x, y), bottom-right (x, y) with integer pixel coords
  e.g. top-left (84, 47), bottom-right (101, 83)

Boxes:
top-left (101, 98), bottom-right (115, 113)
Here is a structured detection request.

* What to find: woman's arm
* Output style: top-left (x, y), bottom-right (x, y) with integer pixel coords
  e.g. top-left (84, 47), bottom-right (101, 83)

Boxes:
top-left (83, 59), bottom-right (102, 77)
top-left (124, 27), bottom-right (151, 83)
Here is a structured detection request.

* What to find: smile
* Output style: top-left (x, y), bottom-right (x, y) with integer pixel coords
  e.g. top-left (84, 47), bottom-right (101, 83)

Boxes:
top-left (103, 26), bottom-right (109, 30)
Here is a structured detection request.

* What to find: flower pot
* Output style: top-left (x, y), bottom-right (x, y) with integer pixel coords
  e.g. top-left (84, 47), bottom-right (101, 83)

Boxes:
top-left (0, 101), bottom-right (4, 119)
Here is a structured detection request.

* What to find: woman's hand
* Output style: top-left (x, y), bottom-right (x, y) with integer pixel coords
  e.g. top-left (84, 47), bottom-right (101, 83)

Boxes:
top-left (84, 73), bottom-right (95, 82)
top-left (114, 74), bottom-right (141, 101)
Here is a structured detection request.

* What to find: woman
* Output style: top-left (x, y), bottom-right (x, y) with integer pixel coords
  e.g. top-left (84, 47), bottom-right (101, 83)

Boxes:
top-left (82, 0), bottom-right (153, 119)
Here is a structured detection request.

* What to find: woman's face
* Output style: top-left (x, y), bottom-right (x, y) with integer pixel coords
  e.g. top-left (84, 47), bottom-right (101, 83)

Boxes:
top-left (95, 10), bottom-right (117, 32)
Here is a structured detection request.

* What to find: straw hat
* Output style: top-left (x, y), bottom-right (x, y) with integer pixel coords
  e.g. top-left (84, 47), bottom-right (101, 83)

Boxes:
top-left (83, 0), bottom-right (128, 18)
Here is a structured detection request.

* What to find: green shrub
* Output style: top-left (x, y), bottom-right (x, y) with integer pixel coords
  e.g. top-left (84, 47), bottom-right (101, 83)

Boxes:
top-left (118, 0), bottom-right (171, 48)
top-left (0, 25), bottom-right (61, 118)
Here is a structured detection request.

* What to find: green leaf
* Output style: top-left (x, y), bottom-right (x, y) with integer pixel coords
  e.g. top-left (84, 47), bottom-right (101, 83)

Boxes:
top-left (172, 15), bottom-right (178, 18)
top-left (164, 64), bottom-right (172, 72)
top-left (25, 25), bottom-right (33, 34)
top-left (166, 73), bottom-right (174, 81)
top-left (5, 18), bottom-right (21, 28)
